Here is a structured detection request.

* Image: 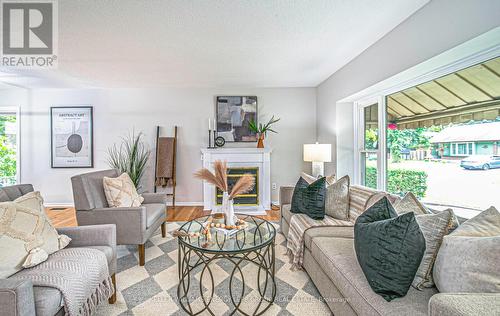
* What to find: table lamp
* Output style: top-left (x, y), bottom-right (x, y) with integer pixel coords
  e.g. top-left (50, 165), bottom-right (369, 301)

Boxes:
top-left (303, 142), bottom-right (332, 178)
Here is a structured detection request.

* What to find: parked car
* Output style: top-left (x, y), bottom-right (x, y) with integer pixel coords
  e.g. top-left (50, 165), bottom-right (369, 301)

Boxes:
top-left (460, 155), bottom-right (500, 170)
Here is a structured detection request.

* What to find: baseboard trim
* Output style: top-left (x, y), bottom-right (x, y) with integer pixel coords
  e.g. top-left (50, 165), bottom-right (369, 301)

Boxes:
top-left (45, 202), bottom-right (205, 207)
top-left (45, 203), bottom-right (73, 208)
top-left (174, 202), bottom-right (204, 206)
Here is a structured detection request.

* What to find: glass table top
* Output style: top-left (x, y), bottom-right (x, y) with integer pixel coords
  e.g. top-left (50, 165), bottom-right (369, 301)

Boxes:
top-left (177, 214), bottom-right (276, 253)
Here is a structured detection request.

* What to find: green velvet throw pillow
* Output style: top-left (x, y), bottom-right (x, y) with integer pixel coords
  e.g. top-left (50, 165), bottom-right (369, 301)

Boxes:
top-left (290, 176), bottom-right (326, 220)
top-left (354, 197), bottom-right (426, 301)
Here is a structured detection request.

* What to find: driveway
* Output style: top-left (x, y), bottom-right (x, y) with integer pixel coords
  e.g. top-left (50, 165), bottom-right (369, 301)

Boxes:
top-left (388, 160), bottom-right (500, 210)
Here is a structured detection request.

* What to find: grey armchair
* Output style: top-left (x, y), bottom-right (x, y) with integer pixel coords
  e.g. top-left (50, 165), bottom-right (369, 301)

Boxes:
top-left (71, 169), bottom-right (167, 266)
top-left (0, 184), bottom-right (117, 316)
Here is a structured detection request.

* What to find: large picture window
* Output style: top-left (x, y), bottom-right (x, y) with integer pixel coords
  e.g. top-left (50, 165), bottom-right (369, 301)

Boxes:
top-left (355, 56), bottom-right (500, 212)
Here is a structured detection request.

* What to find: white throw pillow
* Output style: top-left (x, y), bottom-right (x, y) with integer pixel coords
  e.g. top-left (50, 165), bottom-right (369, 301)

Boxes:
top-left (0, 192), bottom-right (71, 278)
top-left (433, 207), bottom-right (500, 293)
top-left (13, 191), bottom-right (45, 212)
top-left (13, 191), bottom-right (71, 248)
top-left (103, 173), bottom-right (144, 207)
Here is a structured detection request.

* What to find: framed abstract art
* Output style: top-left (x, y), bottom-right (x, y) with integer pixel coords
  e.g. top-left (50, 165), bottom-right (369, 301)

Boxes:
top-left (216, 96), bottom-right (257, 142)
top-left (50, 106), bottom-right (94, 168)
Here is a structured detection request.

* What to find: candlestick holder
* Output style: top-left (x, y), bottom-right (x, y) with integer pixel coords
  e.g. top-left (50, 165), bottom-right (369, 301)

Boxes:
top-left (213, 130), bottom-right (217, 148)
top-left (208, 129), bottom-right (213, 148)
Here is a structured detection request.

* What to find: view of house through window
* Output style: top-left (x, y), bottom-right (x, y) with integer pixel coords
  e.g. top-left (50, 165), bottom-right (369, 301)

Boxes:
top-left (0, 110), bottom-right (18, 186)
top-left (383, 56), bottom-right (500, 210)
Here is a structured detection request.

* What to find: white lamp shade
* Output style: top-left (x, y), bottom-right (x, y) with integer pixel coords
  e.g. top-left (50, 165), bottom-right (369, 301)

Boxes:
top-left (303, 143), bottom-right (332, 162)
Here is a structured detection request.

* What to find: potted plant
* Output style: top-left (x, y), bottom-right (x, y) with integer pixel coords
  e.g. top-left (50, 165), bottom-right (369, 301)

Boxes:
top-left (106, 131), bottom-right (150, 191)
top-left (249, 115), bottom-right (280, 148)
top-left (194, 160), bottom-right (255, 226)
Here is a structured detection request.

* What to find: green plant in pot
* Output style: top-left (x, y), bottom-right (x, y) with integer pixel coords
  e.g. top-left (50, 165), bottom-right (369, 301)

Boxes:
top-left (107, 131), bottom-right (150, 191)
top-left (249, 115), bottom-right (280, 148)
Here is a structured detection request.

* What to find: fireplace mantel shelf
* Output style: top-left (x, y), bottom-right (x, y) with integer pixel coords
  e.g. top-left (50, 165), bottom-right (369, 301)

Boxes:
top-left (201, 147), bottom-right (272, 154)
top-left (200, 147), bottom-right (272, 215)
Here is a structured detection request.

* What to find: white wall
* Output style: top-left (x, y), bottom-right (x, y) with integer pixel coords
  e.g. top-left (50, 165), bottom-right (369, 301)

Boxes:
top-left (10, 87), bottom-right (315, 205)
top-left (316, 0), bottom-right (500, 179)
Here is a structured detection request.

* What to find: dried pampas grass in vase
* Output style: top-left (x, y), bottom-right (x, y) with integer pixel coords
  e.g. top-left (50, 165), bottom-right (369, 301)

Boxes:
top-left (194, 160), bottom-right (255, 226)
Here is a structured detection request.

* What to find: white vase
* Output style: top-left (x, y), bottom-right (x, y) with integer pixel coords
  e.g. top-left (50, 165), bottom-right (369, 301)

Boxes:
top-left (222, 191), bottom-right (236, 226)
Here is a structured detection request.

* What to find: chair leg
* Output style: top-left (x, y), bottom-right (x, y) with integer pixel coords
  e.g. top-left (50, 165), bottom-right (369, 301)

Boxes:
top-left (108, 274), bottom-right (116, 304)
top-left (138, 244), bottom-right (145, 266)
top-left (172, 184), bottom-right (176, 208)
top-left (161, 221), bottom-right (166, 238)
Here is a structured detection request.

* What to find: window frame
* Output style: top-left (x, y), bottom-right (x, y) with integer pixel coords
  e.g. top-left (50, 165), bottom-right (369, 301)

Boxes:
top-left (353, 96), bottom-right (387, 191)
top-left (450, 142), bottom-right (475, 156)
top-left (0, 106), bottom-right (21, 185)
top-left (351, 44), bottom-right (500, 193)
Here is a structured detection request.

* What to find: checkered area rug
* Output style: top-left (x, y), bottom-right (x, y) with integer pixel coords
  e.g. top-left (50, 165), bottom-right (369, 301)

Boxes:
top-left (95, 222), bottom-right (332, 316)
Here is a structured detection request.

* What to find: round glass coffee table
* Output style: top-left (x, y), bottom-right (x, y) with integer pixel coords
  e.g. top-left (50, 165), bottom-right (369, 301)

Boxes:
top-left (176, 215), bottom-right (276, 316)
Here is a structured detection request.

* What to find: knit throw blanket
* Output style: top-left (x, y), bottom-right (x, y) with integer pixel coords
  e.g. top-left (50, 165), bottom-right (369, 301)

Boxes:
top-left (285, 213), bottom-right (353, 270)
top-left (12, 247), bottom-right (113, 316)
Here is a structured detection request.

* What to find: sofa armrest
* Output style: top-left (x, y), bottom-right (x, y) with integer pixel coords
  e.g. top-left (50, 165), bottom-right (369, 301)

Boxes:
top-left (142, 193), bottom-right (168, 204)
top-left (429, 293), bottom-right (500, 316)
top-left (279, 186), bottom-right (295, 207)
top-left (0, 279), bottom-right (36, 316)
top-left (57, 224), bottom-right (116, 249)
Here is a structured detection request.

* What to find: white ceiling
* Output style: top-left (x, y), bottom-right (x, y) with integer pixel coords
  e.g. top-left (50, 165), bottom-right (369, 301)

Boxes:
top-left (0, 0), bottom-right (429, 89)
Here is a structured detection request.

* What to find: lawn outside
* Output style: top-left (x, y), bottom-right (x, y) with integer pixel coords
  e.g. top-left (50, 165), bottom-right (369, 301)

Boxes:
top-left (388, 160), bottom-right (500, 211)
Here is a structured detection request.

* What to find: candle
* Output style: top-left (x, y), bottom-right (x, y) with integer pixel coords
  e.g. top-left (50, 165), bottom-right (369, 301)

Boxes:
top-left (208, 118), bottom-right (211, 130)
top-left (213, 118), bottom-right (216, 131)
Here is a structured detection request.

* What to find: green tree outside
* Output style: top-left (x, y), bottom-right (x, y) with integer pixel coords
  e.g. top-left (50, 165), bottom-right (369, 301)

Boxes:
top-left (0, 115), bottom-right (17, 185)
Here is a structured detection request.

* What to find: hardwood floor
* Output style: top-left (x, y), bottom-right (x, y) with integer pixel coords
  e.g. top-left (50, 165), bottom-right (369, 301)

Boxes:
top-left (46, 205), bottom-right (281, 228)
top-left (45, 207), bottom-right (77, 227)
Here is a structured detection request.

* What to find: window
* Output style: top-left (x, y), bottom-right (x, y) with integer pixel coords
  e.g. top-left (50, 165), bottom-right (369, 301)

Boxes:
top-left (450, 142), bottom-right (474, 156)
top-left (355, 99), bottom-right (386, 190)
top-left (355, 56), bottom-right (500, 212)
top-left (0, 108), bottom-right (19, 186)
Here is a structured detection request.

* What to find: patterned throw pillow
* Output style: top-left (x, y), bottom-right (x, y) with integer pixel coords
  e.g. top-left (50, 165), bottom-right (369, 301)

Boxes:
top-left (393, 192), bottom-right (458, 289)
top-left (394, 192), bottom-right (430, 215)
top-left (354, 196), bottom-right (425, 301)
top-left (103, 173), bottom-right (144, 207)
top-left (325, 175), bottom-right (350, 220)
top-left (13, 191), bottom-right (45, 213)
top-left (13, 191), bottom-right (71, 249)
top-left (433, 207), bottom-right (500, 293)
top-left (412, 209), bottom-right (458, 289)
top-left (0, 192), bottom-right (71, 278)
top-left (290, 177), bottom-right (327, 220)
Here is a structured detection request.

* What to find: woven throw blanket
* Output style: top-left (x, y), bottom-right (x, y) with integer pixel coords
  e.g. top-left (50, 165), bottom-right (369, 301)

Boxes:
top-left (11, 247), bottom-right (113, 316)
top-left (155, 137), bottom-right (175, 187)
top-left (286, 214), bottom-right (353, 270)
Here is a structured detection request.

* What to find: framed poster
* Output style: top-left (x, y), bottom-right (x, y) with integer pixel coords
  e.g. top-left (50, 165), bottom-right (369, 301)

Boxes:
top-left (216, 96), bottom-right (257, 142)
top-left (50, 106), bottom-right (93, 168)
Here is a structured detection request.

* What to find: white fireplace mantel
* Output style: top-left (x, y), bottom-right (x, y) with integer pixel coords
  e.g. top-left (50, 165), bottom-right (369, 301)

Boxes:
top-left (200, 147), bottom-right (272, 215)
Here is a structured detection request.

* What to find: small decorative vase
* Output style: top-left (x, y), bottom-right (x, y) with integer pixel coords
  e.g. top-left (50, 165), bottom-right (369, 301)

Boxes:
top-left (257, 134), bottom-right (265, 148)
top-left (222, 191), bottom-right (236, 226)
